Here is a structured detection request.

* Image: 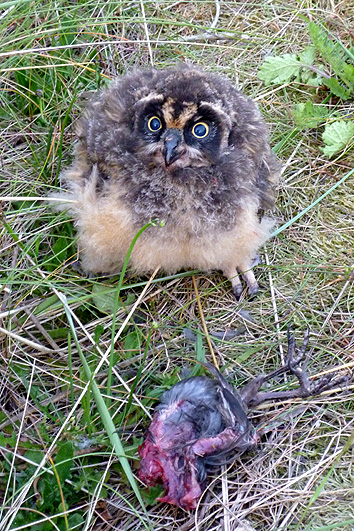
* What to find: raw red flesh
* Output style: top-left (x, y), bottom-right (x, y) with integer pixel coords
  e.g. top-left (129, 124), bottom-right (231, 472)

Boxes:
top-left (138, 390), bottom-right (255, 510)
top-left (138, 401), bottom-right (204, 510)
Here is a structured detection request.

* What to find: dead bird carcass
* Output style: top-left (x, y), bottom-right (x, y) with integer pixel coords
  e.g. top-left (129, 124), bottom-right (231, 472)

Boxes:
top-left (138, 330), bottom-right (350, 510)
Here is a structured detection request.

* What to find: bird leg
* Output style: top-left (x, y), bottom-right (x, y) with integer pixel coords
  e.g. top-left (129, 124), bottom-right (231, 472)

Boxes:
top-left (241, 269), bottom-right (258, 298)
top-left (240, 328), bottom-right (350, 408)
top-left (139, 327), bottom-right (350, 511)
top-left (225, 267), bottom-right (258, 300)
top-left (224, 255), bottom-right (261, 299)
top-left (223, 267), bottom-right (243, 300)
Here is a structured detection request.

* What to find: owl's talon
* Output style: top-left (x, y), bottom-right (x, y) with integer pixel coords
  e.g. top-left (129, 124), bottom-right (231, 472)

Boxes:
top-left (242, 269), bottom-right (259, 299)
top-left (232, 284), bottom-right (243, 300)
top-left (247, 283), bottom-right (259, 299)
top-left (70, 260), bottom-right (94, 278)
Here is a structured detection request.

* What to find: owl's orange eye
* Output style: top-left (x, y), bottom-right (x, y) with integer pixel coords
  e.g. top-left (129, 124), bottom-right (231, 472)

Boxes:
top-left (192, 122), bottom-right (209, 138)
top-left (148, 116), bottom-right (162, 132)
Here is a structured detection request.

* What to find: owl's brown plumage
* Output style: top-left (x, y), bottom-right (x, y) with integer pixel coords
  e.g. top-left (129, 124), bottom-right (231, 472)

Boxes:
top-left (59, 66), bottom-right (280, 297)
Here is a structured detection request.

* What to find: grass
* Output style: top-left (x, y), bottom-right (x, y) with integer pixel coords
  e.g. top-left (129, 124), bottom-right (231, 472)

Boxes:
top-left (1, 1), bottom-right (354, 530)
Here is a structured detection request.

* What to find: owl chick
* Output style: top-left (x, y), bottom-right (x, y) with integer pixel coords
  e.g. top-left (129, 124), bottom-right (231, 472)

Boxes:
top-left (59, 66), bottom-right (280, 297)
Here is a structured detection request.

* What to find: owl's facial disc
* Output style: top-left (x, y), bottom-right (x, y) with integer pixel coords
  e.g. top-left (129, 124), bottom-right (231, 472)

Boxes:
top-left (137, 98), bottom-right (224, 170)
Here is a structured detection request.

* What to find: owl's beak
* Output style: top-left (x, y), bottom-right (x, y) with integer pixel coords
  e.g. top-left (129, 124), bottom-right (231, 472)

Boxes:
top-left (162, 129), bottom-right (183, 167)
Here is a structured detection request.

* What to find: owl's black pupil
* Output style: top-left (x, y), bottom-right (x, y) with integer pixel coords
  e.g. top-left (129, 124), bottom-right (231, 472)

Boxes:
top-left (150, 118), bottom-right (161, 130)
top-left (194, 124), bottom-right (207, 137)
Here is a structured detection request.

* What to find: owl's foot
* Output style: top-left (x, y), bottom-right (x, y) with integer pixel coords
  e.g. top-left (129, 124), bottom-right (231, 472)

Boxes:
top-left (242, 269), bottom-right (259, 298)
top-left (227, 268), bottom-right (259, 300)
top-left (228, 270), bottom-right (243, 300)
top-left (69, 259), bottom-right (90, 276)
top-left (69, 259), bottom-right (102, 279)
top-left (250, 254), bottom-right (261, 268)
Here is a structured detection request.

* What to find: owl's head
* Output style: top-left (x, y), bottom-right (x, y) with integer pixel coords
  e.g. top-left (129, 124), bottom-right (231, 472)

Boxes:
top-left (78, 66), bottom-right (270, 177)
top-left (133, 94), bottom-right (225, 170)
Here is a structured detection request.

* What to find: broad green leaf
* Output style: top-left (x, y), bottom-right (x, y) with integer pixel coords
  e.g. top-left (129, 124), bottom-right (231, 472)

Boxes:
top-left (141, 484), bottom-right (165, 506)
top-left (309, 22), bottom-right (345, 75)
top-left (321, 121), bottom-right (354, 158)
top-left (299, 45), bottom-right (316, 65)
top-left (342, 62), bottom-right (354, 84)
top-left (92, 284), bottom-right (135, 314)
top-left (55, 440), bottom-right (74, 485)
top-left (67, 513), bottom-right (85, 527)
top-left (52, 236), bottom-right (68, 265)
top-left (292, 102), bottom-right (329, 129)
top-left (92, 284), bottom-right (118, 313)
top-left (124, 329), bottom-right (142, 352)
top-left (94, 324), bottom-right (105, 343)
top-left (258, 54), bottom-right (302, 85)
top-left (309, 22), bottom-right (353, 95)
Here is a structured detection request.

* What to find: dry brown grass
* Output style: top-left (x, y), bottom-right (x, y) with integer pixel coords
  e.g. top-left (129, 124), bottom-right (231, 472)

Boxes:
top-left (1, 1), bottom-right (354, 530)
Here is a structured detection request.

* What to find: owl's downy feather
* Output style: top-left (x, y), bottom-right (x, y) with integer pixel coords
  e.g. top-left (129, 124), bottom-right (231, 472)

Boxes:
top-left (59, 65), bottom-right (281, 296)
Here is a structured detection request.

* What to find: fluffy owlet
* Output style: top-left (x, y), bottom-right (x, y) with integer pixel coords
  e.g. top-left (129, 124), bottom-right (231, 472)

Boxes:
top-left (59, 66), bottom-right (280, 297)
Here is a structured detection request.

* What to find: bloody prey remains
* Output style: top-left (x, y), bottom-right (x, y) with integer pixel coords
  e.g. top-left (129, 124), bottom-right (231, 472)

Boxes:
top-left (138, 330), bottom-right (349, 510)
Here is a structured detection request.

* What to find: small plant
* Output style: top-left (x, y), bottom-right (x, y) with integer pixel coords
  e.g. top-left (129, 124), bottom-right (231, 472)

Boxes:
top-left (258, 22), bottom-right (354, 157)
top-left (4, 441), bottom-right (87, 530)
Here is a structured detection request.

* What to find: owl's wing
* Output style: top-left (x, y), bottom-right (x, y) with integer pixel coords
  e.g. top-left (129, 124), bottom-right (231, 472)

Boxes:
top-left (256, 151), bottom-right (281, 218)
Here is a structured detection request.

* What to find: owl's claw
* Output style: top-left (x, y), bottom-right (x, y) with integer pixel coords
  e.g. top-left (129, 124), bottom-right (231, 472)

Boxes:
top-left (232, 284), bottom-right (243, 300)
top-left (230, 272), bottom-right (259, 300)
top-left (250, 254), bottom-right (261, 268)
top-left (247, 282), bottom-right (259, 299)
top-left (242, 268), bottom-right (259, 299)
top-left (69, 259), bottom-right (95, 278)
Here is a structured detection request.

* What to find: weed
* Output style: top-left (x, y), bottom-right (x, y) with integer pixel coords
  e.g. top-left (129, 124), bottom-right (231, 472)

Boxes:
top-left (259, 21), bottom-right (354, 157)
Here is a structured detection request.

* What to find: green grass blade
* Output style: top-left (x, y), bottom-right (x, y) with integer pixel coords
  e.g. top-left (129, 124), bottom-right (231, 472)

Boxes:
top-left (61, 296), bottom-right (152, 529)
top-left (272, 166), bottom-right (354, 237)
top-left (106, 220), bottom-right (163, 408)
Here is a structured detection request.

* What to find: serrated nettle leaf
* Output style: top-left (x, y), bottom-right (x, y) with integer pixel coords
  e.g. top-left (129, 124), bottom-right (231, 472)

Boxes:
top-left (309, 22), bottom-right (346, 75)
top-left (321, 120), bottom-right (354, 157)
top-left (342, 62), bottom-right (354, 84)
top-left (300, 71), bottom-right (323, 86)
top-left (299, 45), bottom-right (316, 65)
top-left (258, 54), bottom-right (302, 85)
top-left (292, 102), bottom-right (329, 129)
top-left (324, 77), bottom-right (352, 100)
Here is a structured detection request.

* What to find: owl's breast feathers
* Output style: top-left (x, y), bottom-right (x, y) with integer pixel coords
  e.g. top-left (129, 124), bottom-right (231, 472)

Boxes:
top-left (58, 66), bottom-right (280, 292)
